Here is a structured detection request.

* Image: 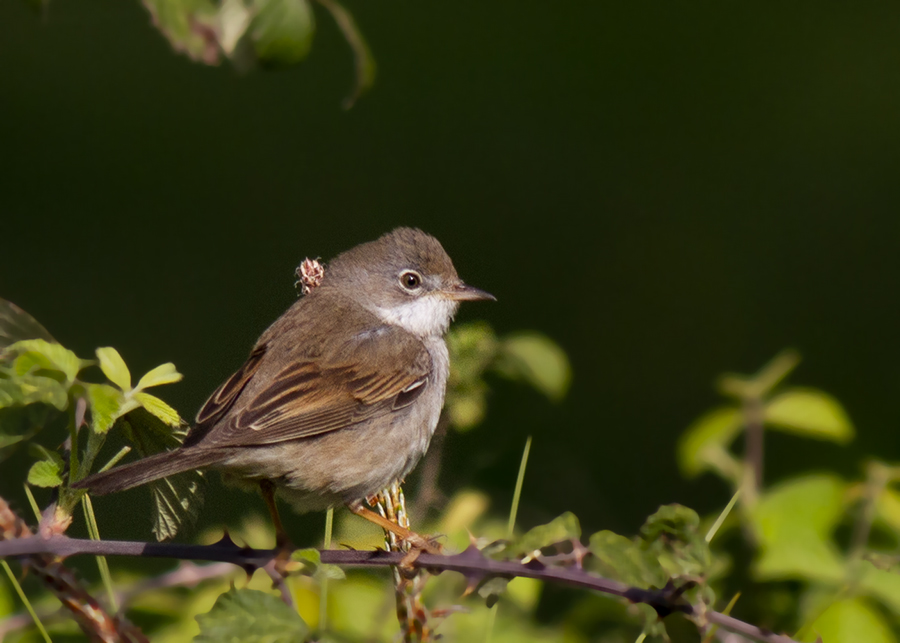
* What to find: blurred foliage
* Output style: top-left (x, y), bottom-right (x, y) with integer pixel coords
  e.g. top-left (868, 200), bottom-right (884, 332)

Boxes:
top-left (5, 298), bottom-right (900, 643)
top-left (23, 0), bottom-right (374, 106)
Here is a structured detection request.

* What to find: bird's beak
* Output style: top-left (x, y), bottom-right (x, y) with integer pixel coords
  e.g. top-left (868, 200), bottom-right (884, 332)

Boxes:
top-left (443, 281), bottom-right (496, 302)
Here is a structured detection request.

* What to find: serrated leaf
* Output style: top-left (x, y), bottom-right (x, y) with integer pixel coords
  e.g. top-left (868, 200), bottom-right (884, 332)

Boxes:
top-left (149, 465), bottom-right (206, 541)
top-left (96, 347), bottom-right (132, 391)
top-left (249, 0), bottom-right (315, 67)
top-left (765, 388), bottom-right (854, 443)
top-left (134, 392), bottom-right (182, 427)
top-left (27, 449), bottom-right (65, 488)
top-left (120, 408), bottom-right (203, 540)
top-left (751, 474), bottom-right (847, 582)
top-left (505, 512), bottom-right (581, 558)
top-left (88, 383), bottom-right (126, 434)
top-left (6, 339), bottom-right (87, 384)
top-left (798, 598), bottom-right (895, 643)
top-left (195, 588), bottom-right (308, 642)
top-left (640, 504), bottom-right (711, 578)
top-left (494, 332), bottom-right (571, 401)
top-left (0, 298), bottom-right (55, 349)
top-left (677, 406), bottom-right (741, 478)
top-left (589, 530), bottom-right (667, 588)
top-left (136, 362), bottom-right (183, 390)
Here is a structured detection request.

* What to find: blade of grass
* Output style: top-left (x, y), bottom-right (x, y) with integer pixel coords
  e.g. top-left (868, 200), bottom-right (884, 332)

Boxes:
top-left (319, 507), bottom-right (334, 631)
top-left (2, 560), bottom-right (52, 643)
top-left (23, 484), bottom-right (42, 523)
top-left (487, 436), bottom-right (533, 643)
top-left (701, 592), bottom-right (740, 643)
top-left (97, 446), bottom-right (131, 474)
top-left (81, 495), bottom-right (116, 611)
top-left (706, 488), bottom-right (741, 544)
top-left (507, 435), bottom-right (533, 538)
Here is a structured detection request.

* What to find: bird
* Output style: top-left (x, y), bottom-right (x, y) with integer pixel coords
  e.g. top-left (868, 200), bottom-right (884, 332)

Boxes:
top-left (76, 227), bottom-right (494, 546)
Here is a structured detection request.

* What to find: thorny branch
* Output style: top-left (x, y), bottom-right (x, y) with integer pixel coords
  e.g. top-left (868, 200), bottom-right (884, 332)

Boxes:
top-left (0, 535), bottom-right (798, 643)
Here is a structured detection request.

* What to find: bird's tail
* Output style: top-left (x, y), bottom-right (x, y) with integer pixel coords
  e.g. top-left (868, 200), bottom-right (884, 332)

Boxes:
top-left (75, 448), bottom-right (231, 495)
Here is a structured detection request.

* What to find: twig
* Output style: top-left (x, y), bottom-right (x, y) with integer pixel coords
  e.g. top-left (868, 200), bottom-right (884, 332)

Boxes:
top-left (0, 535), bottom-right (798, 643)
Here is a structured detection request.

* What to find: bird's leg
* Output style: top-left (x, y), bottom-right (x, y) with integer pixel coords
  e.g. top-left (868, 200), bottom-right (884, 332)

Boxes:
top-left (347, 502), bottom-right (441, 555)
top-left (260, 480), bottom-right (293, 575)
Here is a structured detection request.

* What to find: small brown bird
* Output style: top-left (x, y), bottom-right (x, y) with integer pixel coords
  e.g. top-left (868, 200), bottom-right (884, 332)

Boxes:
top-left (77, 228), bottom-right (493, 544)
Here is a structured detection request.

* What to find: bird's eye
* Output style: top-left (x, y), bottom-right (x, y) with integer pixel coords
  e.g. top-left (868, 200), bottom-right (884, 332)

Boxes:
top-left (399, 271), bottom-right (422, 290)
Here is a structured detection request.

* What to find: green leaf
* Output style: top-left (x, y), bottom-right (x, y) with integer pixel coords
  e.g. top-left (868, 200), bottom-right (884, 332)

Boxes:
top-left (249, 0), bottom-right (315, 67)
top-left (134, 392), bottom-right (183, 427)
top-left (120, 408), bottom-right (204, 541)
top-left (504, 512), bottom-right (581, 558)
top-left (289, 548), bottom-right (344, 580)
top-left (877, 487), bottom-right (900, 533)
top-left (445, 389), bottom-right (487, 431)
top-left (477, 577), bottom-right (510, 608)
top-left (143, 0), bottom-right (221, 64)
top-left (494, 332), bottom-right (571, 401)
top-left (858, 560), bottom-right (900, 617)
top-left (765, 388), bottom-right (854, 443)
top-left (751, 474), bottom-right (847, 582)
top-left (6, 339), bottom-right (87, 384)
top-left (96, 347), bottom-right (132, 391)
top-left (798, 598), bottom-right (895, 643)
top-left (589, 530), bottom-right (667, 588)
top-left (0, 298), bottom-right (55, 349)
top-left (27, 448), bottom-right (65, 488)
top-left (677, 406), bottom-right (742, 478)
top-left (88, 383), bottom-right (126, 434)
top-left (0, 370), bottom-right (69, 411)
top-left (640, 505), bottom-right (711, 578)
top-left (136, 362), bottom-right (183, 390)
top-left (195, 588), bottom-right (308, 642)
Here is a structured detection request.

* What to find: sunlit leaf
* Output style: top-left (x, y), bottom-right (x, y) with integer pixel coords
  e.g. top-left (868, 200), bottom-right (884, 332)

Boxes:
top-left (640, 505), bottom-right (711, 578)
top-left (96, 347), bottom-right (132, 391)
top-left (249, 0), bottom-right (315, 67)
top-left (445, 390), bottom-right (487, 431)
top-left (0, 370), bottom-right (68, 411)
top-left (765, 388), bottom-right (854, 443)
top-left (858, 560), bottom-right (900, 617)
top-left (677, 407), bottom-right (741, 478)
top-left (195, 588), bottom-right (308, 642)
top-left (504, 512), bottom-right (581, 558)
top-left (88, 383), bottom-right (126, 434)
top-left (0, 298), bottom-right (55, 349)
top-left (136, 362), bottom-right (183, 390)
top-left (27, 448), bottom-right (65, 488)
top-left (876, 487), bottom-right (900, 534)
top-left (589, 530), bottom-right (667, 588)
top-left (751, 474), bottom-right (847, 582)
top-left (6, 339), bottom-right (87, 384)
top-left (134, 391), bottom-right (183, 427)
top-left (798, 598), bottom-right (895, 643)
top-left (494, 332), bottom-right (571, 401)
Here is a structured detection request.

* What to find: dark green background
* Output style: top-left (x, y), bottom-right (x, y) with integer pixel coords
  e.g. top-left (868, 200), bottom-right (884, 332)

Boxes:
top-left (3, 1), bottom-right (900, 542)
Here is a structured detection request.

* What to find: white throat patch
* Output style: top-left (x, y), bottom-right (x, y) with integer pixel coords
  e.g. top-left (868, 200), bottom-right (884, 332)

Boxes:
top-left (375, 296), bottom-right (459, 337)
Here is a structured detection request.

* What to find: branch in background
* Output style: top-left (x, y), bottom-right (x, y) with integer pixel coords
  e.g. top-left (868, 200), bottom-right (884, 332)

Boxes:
top-left (0, 535), bottom-right (798, 643)
top-left (0, 498), bottom-right (149, 643)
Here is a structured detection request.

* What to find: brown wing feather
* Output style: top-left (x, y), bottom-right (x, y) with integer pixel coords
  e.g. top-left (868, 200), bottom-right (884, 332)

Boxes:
top-left (196, 328), bottom-right (433, 447)
top-left (183, 342), bottom-right (268, 447)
